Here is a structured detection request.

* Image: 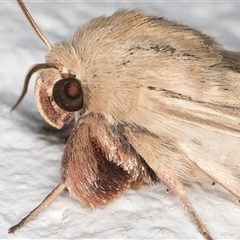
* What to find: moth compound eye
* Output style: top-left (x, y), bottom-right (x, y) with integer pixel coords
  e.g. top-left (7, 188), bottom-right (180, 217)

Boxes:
top-left (52, 78), bottom-right (83, 112)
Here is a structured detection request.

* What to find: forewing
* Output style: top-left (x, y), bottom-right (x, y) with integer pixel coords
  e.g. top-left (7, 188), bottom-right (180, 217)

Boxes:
top-left (135, 50), bottom-right (240, 138)
top-left (122, 49), bottom-right (240, 198)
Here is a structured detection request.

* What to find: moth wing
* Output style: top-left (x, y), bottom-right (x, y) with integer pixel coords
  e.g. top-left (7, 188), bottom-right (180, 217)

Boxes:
top-left (119, 50), bottom-right (240, 198)
top-left (221, 50), bottom-right (240, 71)
top-left (125, 129), bottom-right (213, 239)
top-left (127, 59), bottom-right (240, 200)
top-left (125, 123), bottom-right (240, 239)
top-left (126, 117), bottom-right (240, 198)
top-left (136, 49), bottom-right (240, 138)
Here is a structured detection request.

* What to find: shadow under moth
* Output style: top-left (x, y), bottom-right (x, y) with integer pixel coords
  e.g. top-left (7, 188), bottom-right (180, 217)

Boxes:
top-left (9, 1), bottom-right (240, 239)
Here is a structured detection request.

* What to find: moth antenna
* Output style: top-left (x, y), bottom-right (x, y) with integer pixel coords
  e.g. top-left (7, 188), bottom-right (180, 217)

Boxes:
top-left (8, 182), bottom-right (66, 234)
top-left (11, 63), bottom-right (58, 111)
top-left (16, 0), bottom-right (52, 50)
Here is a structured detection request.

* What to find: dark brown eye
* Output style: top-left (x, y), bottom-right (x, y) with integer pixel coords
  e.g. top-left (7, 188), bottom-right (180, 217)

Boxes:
top-left (52, 78), bottom-right (83, 112)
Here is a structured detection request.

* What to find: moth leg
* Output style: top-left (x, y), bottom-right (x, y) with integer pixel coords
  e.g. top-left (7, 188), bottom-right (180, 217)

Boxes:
top-left (125, 130), bottom-right (214, 239)
top-left (8, 182), bottom-right (66, 234)
top-left (156, 167), bottom-right (213, 240)
top-left (40, 124), bottom-right (73, 140)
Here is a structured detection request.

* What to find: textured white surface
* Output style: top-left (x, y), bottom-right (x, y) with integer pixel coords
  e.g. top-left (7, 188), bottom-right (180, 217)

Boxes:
top-left (0, 2), bottom-right (240, 239)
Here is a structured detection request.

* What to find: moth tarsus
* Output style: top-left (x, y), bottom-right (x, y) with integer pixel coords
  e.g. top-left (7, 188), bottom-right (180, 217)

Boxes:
top-left (10, 0), bottom-right (240, 239)
top-left (8, 182), bottom-right (66, 234)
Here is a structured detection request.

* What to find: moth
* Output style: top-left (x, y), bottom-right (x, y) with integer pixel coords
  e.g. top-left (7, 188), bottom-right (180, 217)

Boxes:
top-left (8, 0), bottom-right (240, 239)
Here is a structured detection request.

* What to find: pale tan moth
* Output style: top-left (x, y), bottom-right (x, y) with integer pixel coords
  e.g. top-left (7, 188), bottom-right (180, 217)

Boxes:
top-left (8, 1), bottom-right (240, 239)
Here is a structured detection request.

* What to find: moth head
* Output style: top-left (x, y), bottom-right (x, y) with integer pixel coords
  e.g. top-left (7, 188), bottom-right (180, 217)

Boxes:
top-left (12, 62), bottom-right (84, 129)
top-left (12, 0), bottom-right (84, 129)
